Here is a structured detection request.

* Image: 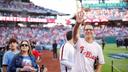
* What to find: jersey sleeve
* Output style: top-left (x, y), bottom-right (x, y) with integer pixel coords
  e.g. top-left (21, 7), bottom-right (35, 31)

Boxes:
top-left (60, 43), bottom-right (74, 69)
top-left (2, 52), bottom-right (9, 65)
top-left (59, 44), bottom-right (64, 60)
top-left (61, 43), bottom-right (69, 60)
top-left (97, 44), bottom-right (105, 64)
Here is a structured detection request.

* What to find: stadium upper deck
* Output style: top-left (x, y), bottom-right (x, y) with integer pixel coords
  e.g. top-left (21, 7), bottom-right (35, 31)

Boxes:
top-left (0, 0), bottom-right (60, 16)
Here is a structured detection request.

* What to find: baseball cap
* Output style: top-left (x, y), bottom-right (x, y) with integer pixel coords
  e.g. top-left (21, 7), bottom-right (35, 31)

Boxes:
top-left (84, 24), bottom-right (93, 30)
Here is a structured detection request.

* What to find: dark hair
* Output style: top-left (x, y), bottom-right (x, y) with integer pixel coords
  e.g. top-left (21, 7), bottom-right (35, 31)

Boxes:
top-left (66, 31), bottom-right (72, 41)
top-left (8, 38), bottom-right (18, 45)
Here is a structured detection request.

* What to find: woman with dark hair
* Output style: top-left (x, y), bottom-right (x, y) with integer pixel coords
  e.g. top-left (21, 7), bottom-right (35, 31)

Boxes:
top-left (10, 40), bottom-right (38, 72)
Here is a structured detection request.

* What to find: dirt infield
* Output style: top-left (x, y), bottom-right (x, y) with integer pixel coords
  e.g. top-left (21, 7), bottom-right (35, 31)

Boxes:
top-left (40, 50), bottom-right (60, 72)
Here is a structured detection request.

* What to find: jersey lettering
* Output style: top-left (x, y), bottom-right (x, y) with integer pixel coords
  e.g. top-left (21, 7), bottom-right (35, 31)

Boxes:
top-left (80, 46), bottom-right (96, 60)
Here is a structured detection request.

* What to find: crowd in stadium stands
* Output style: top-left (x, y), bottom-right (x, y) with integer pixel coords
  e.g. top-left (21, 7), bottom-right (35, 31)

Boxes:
top-left (0, 25), bottom-right (128, 49)
top-left (0, 0), bottom-right (58, 18)
top-left (0, 7), bottom-right (128, 19)
top-left (0, 25), bottom-right (71, 49)
top-left (0, 12), bottom-right (46, 18)
top-left (0, 0), bottom-right (128, 19)
top-left (95, 26), bottom-right (128, 37)
top-left (84, 9), bottom-right (128, 20)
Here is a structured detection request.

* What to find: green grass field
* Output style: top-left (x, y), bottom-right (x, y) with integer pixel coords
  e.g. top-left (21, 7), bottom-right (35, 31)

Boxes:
top-left (102, 44), bottom-right (128, 72)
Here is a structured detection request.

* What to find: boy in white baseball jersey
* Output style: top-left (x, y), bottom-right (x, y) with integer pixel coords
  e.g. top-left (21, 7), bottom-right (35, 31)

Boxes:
top-left (72, 9), bottom-right (105, 72)
top-left (60, 31), bottom-right (75, 72)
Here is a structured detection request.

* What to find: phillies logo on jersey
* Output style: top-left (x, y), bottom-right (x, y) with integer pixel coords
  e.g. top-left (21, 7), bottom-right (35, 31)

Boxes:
top-left (80, 46), bottom-right (96, 60)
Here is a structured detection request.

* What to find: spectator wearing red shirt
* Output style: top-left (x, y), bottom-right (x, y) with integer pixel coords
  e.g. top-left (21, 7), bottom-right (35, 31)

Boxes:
top-left (32, 49), bottom-right (41, 60)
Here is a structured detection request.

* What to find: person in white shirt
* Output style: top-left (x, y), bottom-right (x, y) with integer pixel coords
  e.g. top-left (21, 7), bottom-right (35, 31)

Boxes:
top-left (72, 9), bottom-right (105, 72)
top-left (60, 31), bottom-right (75, 72)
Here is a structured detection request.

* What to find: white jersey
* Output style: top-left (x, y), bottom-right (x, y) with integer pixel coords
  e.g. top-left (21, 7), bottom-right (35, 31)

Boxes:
top-left (59, 41), bottom-right (75, 72)
top-left (72, 38), bottom-right (105, 72)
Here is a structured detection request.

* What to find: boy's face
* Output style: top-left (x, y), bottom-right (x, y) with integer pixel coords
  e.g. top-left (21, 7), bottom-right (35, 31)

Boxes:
top-left (10, 42), bottom-right (17, 50)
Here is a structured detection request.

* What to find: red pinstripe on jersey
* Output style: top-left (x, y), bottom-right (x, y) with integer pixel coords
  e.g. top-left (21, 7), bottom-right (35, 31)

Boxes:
top-left (60, 44), bottom-right (65, 60)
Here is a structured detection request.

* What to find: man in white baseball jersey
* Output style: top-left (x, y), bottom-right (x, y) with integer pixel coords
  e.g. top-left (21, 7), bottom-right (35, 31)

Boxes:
top-left (72, 9), bottom-right (105, 72)
top-left (60, 31), bottom-right (75, 72)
